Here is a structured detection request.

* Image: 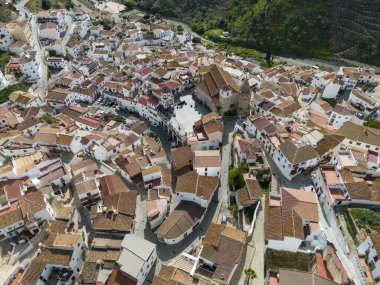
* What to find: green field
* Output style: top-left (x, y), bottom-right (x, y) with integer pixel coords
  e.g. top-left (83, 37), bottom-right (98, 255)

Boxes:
top-left (351, 208), bottom-right (380, 231)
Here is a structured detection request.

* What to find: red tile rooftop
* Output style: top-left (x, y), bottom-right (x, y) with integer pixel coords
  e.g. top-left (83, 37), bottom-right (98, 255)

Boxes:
top-left (196, 132), bottom-right (207, 140)
top-left (9, 269), bottom-right (24, 285)
top-left (269, 136), bottom-right (281, 148)
top-left (315, 252), bottom-right (333, 281)
top-left (322, 168), bottom-right (341, 185)
top-left (368, 152), bottom-right (379, 164)
top-left (328, 188), bottom-right (346, 205)
top-left (310, 221), bottom-right (320, 233)
top-left (187, 136), bottom-right (197, 142)
top-left (268, 272), bottom-right (278, 285)
top-left (0, 201), bottom-right (18, 215)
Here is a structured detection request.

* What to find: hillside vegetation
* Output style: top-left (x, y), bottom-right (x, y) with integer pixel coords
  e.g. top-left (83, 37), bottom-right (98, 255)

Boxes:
top-left (26, 0), bottom-right (74, 12)
top-left (135, 0), bottom-right (380, 66)
top-left (0, 3), bottom-right (18, 22)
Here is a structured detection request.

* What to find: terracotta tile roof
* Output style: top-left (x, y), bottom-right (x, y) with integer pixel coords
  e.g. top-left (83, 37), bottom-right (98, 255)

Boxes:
top-left (0, 207), bottom-right (23, 229)
top-left (236, 176), bottom-right (262, 208)
top-left (332, 104), bottom-right (354, 116)
top-left (79, 262), bottom-right (99, 284)
top-left (99, 174), bottom-right (130, 196)
top-left (237, 138), bottom-right (262, 160)
top-left (279, 141), bottom-right (319, 164)
top-left (38, 248), bottom-right (72, 265)
top-left (197, 64), bottom-right (239, 97)
top-left (76, 115), bottom-right (102, 129)
top-left (176, 171), bottom-right (219, 201)
top-left (93, 210), bottom-right (133, 232)
top-left (193, 150), bottom-right (221, 168)
top-left (56, 134), bottom-right (73, 145)
top-left (337, 121), bottom-right (380, 147)
top-left (2, 179), bottom-right (24, 201)
top-left (204, 120), bottom-right (223, 135)
top-left (19, 259), bottom-right (46, 285)
top-left (17, 118), bottom-right (39, 131)
top-left (171, 146), bottom-right (193, 172)
top-left (71, 159), bottom-right (98, 176)
top-left (201, 112), bottom-right (220, 125)
top-left (265, 188), bottom-right (319, 241)
top-left (53, 233), bottom-right (80, 248)
top-left (155, 201), bottom-right (205, 239)
top-left (199, 223), bottom-right (246, 282)
top-left (154, 265), bottom-right (197, 285)
top-left (75, 178), bottom-right (97, 195)
top-left (346, 181), bottom-right (380, 202)
top-left (315, 134), bottom-right (345, 157)
top-left (18, 191), bottom-right (46, 220)
top-left (85, 249), bottom-right (121, 262)
top-left (107, 269), bottom-right (137, 285)
top-left (103, 191), bottom-right (137, 217)
top-left (124, 161), bottom-right (142, 178)
top-left (49, 220), bottom-right (67, 233)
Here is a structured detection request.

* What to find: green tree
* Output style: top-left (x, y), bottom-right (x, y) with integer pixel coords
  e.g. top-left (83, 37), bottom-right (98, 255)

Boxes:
top-left (48, 50), bottom-right (57, 57)
top-left (244, 268), bottom-right (257, 284)
top-left (228, 168), bottom-right (245, 189)
top-left (123, 0), bottom-right (135, 9)
top-left (228, 163), bottom-right (249, 189)
top-left (65, 0), bottom-right (74, 10)
top-left (39, 113), bottom-right (55, 124)
top-left (177, 25), bottom-right (184, 32)
top-left (364, 120), bottom-right (380, 130)
top-left (228, 204), bottom-right (238, 218)
top-left (42, 0), bottom-right (51, 10)
top-left (192, 37), bottom-right (201, 44)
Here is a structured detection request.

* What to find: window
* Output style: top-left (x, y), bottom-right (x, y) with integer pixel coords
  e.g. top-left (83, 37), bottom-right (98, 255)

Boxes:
top-left (370, 261), bottom-right (376, 271)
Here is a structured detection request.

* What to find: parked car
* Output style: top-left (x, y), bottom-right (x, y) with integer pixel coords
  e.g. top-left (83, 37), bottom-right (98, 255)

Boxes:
top-left (355, 112), bottom-right (364, 119)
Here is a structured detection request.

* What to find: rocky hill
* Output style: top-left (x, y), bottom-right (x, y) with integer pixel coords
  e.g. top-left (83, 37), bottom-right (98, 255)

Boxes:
top-left (135, 0), bottom-right (380, 66)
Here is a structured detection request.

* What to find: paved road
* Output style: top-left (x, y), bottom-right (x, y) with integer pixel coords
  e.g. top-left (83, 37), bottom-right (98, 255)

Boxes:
top-left (230, 201), bottom-right (265, 285)
top-left (163, 18), bottom-right (215, 45)
top-left (316, 195), bottom-right (360, 284)
top-left (274, 56), bottom-right (340, 71)
top-left (14, 0), bottom-right (48, 99)
top-left (72, 0), bottom-right (93, 13)
top-left (213, 117), bottom-right (236, 221)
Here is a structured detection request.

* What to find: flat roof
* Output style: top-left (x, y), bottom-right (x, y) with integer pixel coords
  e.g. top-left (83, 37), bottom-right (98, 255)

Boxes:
top-left (118, 249), bottom-right (145, 278)
top-left (121, 234), bottom-right (156, 261)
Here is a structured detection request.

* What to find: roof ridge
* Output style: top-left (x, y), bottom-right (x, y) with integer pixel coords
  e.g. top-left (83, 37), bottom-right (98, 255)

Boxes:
top-left (19, 194), bottom-right (45, 209)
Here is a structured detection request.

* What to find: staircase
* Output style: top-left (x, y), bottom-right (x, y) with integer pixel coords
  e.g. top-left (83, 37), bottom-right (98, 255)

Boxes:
top-left (270, 175), bottom-right (280, 194)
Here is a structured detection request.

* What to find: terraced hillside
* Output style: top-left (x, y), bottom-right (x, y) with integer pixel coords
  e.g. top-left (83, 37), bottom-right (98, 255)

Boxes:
top-left (135, 0), bottom-right (380, 66)
top-left (331, 0), bottom-right (380, 66)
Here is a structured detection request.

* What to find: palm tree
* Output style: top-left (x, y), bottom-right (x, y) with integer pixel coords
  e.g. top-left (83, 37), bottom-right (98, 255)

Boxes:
top-left (244, 268), bottom-right (257, 285)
